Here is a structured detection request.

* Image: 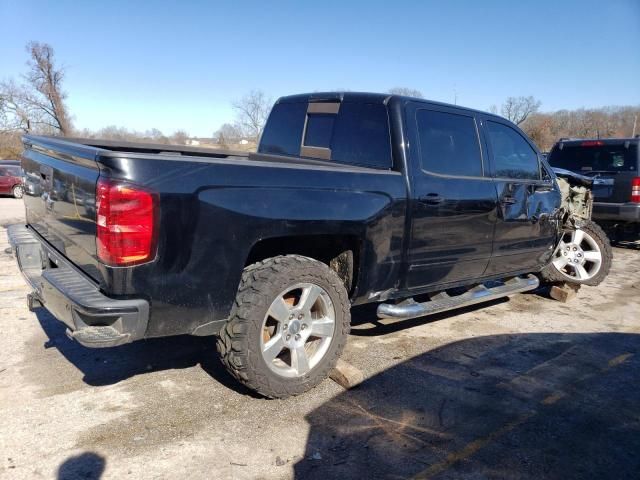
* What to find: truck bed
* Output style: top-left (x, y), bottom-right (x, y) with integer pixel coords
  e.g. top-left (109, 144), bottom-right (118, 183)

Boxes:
top-left (19, 134), bottom-right (407, 338)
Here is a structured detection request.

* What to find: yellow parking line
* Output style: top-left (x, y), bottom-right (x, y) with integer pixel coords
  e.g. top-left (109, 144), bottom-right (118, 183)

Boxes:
top-left (409, 351), bottom-right (634, 479)
top-left (608, 353), bottom-right (633, 368)
top-left (410, 412), bottom-right (535, 479)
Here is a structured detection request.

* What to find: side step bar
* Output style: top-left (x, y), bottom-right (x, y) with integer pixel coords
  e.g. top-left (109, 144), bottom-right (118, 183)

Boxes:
top-left (377, 274), bottom-right (539, 321)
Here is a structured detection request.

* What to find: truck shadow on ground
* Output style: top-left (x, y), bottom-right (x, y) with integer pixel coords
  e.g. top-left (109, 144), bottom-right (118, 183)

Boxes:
top-left (32, 298), bottom-right (510, 390)
top-left (33, 308), bottom-right (252, 394)
top-left (295, 331), bottom-right (640, 480)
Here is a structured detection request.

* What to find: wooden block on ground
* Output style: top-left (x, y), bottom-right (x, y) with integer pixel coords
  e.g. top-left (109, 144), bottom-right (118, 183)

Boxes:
top-left (330, 359), bottom-right (364, 389)
top-left (549, 283), bottom-right (580, 303)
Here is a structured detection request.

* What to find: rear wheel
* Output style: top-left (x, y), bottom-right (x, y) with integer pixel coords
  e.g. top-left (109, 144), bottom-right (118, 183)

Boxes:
top-left (217, 255), bottom-right (350, 398)
top-left (541, 220), bottom-right (612, 286)
top-left (12, 185), bottom-right (24, 199)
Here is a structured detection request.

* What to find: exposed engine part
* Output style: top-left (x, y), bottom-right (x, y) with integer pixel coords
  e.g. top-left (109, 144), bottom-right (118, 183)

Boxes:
top-left (556, 176), bottom-right (593, 224)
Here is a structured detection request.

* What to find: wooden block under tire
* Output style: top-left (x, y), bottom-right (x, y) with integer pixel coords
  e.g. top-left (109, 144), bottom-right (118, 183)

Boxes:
top-left (549, 283), bottom-right (581, 303)
top-left (330, 359), bottom-right (364, 389)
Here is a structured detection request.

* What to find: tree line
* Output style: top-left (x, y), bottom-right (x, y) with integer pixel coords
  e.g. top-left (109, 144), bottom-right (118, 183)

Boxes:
top-left (1, 42), bottom-right (638, 159)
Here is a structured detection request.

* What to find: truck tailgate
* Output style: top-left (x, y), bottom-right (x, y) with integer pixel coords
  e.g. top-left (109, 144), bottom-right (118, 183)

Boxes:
top-left (21, 136), bottom-right (103, 283)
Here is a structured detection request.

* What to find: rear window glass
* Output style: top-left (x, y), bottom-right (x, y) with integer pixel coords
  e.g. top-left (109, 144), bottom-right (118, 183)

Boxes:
top-left (0, 166), bottom-right (20, 176)
top-left (416, 109), bottom-right (483, 177)
top-left (258, 102), bottom-right (307, 156)
top-left (304, 114), bottom-right (334, 148)
top-left (548, 144), bottom-right (638, 173)
top-left (328, 103), bottom-right (392, 169)
top-left (260, 101), bottom-right (392, 169)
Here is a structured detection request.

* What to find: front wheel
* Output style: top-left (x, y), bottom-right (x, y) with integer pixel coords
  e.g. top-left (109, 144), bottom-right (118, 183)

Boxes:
top-left (541, 220), bottom-right (612, 286)
top-left (217, 255), bottom-right (350, 398)
top-left (12, 185), bottom-right (24, 199)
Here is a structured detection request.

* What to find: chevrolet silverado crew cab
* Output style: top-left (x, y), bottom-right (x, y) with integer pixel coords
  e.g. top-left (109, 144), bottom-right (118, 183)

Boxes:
top-left (547, 137), bottom-right (640, 238)
top-left (8, 92), bottom-right (612, 398)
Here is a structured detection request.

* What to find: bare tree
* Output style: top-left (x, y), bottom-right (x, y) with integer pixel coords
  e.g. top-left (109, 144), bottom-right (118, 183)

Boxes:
top-left (500, 96), bottom-right (541, 125)
top-left (214, 123), bottom-right (242, 147)
top-left (169, 130), bottom-right (189, 145)
top-left (232, 90), bottom-right (272, 142)
top-left (23, 42), bottom-right (72, 135)
top-left (388, 87), bottom-right (424, 98)
top-left (0, 80), bottom-right (35, 133)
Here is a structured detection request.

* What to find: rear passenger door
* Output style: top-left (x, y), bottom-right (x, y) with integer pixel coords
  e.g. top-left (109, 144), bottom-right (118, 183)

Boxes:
top-left (481, 117), bottom-right (559, 275)
top-left (406, 103), bottom-right (498, 290)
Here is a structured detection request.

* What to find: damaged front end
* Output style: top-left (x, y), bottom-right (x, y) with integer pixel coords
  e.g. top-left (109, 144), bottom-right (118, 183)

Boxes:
top-left (542, 168), bottom-right (612, 286)
top-left (552, 167), bottom-right (594, 227)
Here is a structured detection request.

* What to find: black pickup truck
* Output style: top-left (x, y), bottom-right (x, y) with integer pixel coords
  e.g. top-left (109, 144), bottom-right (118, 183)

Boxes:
top-left (8, 92), bottom-right (611, 398)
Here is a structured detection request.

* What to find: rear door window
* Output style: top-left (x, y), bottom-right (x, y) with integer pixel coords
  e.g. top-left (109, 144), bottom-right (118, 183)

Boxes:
top-left (486, 121), bottom-right (540, 180)
top-left (548, 144), bottom-right (638, 173)
top-left (416, 109), bottom-right (483, 177)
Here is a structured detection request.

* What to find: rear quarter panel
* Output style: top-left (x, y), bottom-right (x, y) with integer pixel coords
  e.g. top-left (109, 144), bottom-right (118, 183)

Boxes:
top-left (96, 154), bottom-right (407, 337)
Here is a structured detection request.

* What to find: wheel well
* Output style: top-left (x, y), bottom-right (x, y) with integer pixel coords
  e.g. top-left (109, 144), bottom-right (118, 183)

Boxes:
top-left (245, 235), bottom-right (360, 294)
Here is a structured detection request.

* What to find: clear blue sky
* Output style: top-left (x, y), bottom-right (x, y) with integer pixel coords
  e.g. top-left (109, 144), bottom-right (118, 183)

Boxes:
top-left (1, 0), bottom-right (639, 137)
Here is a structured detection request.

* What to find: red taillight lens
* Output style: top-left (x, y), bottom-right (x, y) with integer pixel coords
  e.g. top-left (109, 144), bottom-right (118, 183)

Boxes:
top-left (96, 178), bottom-right (157, 266)
top-left (631, 177), bottom-right (640, 203)
top-left (580, 141), bottom-right (604, 147)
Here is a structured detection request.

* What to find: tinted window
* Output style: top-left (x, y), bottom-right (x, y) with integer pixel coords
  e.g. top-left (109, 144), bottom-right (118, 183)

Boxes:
top-left (304, 114), bottom-right (334, 148)
top-left (330, 103), bottom-right (392, 169)
top-left (487, 121), bottom-right (540, 180)
top-left (5, 166), bottom-right (20, 176)
top-left (258, 102), bottom-right (307, 156)
top-left (416, 110), bottom-right (482, 177)
top-left (548, 144), bottom-right (638, 173)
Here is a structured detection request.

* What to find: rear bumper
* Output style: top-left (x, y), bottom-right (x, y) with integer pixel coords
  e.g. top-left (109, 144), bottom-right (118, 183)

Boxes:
top-left (7, 224), bottom-right (149, 348)
top-left (592, 202), bottom-right (640, 223)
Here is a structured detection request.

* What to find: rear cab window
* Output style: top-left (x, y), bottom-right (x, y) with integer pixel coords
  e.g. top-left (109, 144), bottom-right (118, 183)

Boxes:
top-left (259, 100), bottom-right (393, 169)
top-left (258, 102), bottom-right (307, 156)
top-left (548, 142), bottom-right (639, 173)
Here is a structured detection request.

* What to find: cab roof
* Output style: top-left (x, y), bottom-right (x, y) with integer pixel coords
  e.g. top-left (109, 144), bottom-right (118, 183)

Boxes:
top-left (276, 91), bottom-right (499, 119)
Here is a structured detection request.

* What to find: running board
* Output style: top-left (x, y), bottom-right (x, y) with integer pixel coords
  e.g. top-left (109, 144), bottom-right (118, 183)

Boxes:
top-left (377, 275), bottom-right (539, 321)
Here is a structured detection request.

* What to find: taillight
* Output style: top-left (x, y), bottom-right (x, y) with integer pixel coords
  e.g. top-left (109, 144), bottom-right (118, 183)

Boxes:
top-left (632, 177), bottom-right (640, 203)
top-left (96, 178), bottom-right (157, 266)
top-left (580, 140), bottom-right (604, 147)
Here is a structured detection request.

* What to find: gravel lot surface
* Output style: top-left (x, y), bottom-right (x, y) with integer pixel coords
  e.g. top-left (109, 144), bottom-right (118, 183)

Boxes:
top-left (0, 196), bottom-right (638, 479)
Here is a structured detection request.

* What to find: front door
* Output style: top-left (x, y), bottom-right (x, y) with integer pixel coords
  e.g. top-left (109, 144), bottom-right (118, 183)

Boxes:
top-left (406, 104), bottom-right (498, 291)
top-left (481, 118), bottom-right (559, 275)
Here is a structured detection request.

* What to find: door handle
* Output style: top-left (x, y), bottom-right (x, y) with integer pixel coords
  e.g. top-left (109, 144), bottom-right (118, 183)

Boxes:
top-left (419, 193), bottom-right (444, 205)
top-left (501, 196), bottom-right (517, 205)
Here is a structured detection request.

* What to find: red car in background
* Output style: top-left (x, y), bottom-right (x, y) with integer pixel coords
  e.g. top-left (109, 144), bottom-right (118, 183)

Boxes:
top-left (0, 162), bottom-right (24, 198)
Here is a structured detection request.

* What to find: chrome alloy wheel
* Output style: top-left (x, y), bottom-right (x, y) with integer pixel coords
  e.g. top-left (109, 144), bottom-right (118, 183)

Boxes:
top-left (552, 228), bottom-right (603, 281)
top-left (260, 283), bottom-right (336, 378)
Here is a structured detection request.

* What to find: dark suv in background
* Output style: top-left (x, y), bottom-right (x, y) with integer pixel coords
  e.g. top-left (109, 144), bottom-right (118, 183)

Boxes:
top-left (547, 137), bottom-right (640, 237)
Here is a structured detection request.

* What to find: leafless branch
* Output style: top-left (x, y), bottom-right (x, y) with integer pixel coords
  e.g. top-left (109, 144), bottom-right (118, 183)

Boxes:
top-left (232, 90), bottom-right (272, 143)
